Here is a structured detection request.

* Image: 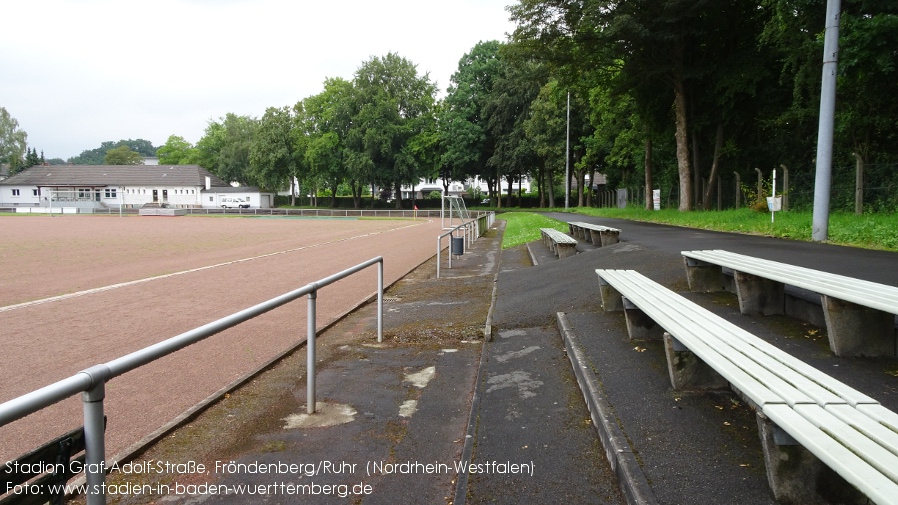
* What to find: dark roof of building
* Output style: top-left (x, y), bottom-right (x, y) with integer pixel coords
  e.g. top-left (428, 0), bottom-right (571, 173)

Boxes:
top-left (0, 165), bottom-right (231, 188)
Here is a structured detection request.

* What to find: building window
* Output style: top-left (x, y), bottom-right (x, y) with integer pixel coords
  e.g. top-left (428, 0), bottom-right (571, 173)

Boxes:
top-left (12, 189), bottom-right (20, 196)
top-left (209, 196), bottom-right (213, 202)
top-left (78, 188), bottom-right (91, 198)
top-left (32, 189), bottom-right (39, 196)
top-left (105, 188), bottom-right (117, 198)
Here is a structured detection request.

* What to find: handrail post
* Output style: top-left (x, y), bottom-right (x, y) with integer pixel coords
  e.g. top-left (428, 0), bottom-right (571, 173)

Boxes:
top-left (377, 260), bottom-right (384, 343)
top-left (82, 380), bottom-right (108, 505)
top-left (307, 288), bottom-right (317, 414)
top-left (436, 236), bottom-right (442, 279)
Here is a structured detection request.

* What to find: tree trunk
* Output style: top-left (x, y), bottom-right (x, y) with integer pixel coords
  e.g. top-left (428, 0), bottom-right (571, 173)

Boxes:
top-left (673, 64), bottom-right (692, 211)
top-left (495, 167), bottom-right (502, 209)
top-left (394, 182), bottom-right (402, 209)
top-left (351, 181), bottom-right (362, 209)
top-left (644, 134), bottom-right (653, 210)
top-left (692, 127), bottom-right (701, 209)
top-left (853, 152), bottom-right (864, 215)
top-left (546, 167), bottom-right (556, 208)
top-left (702, 123), bottom-right (725, 210)
top-left (538, 166), bottom-right (545, 208)
top-left (506, 177), bottom-right (513, 208)
top-left (290, 177), bottom-right (296, 206)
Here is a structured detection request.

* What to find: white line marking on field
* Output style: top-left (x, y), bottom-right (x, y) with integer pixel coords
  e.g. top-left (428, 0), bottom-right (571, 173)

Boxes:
top-left (1, 220), bottom-right (429, 313)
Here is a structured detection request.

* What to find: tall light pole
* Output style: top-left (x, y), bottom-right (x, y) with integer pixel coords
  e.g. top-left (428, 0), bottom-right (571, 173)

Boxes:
top-left (812, 0), bottom-right (842, 241)
top-left (565, 92), bottom-right (570, 210)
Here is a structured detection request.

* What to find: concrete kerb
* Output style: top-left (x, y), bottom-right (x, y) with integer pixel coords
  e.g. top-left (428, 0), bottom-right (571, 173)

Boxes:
top-left (556, 312), bottom-right (658, 505)
top-left (456, 220), bottom-right (504, 505)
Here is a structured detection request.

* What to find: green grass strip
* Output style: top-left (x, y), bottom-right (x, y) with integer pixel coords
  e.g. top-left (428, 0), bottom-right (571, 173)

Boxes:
top-left (500, 211), bottom-right (570, 249)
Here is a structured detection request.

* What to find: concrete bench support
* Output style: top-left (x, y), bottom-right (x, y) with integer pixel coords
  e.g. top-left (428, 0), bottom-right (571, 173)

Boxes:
top-left (758, 407), bottom-right (870, 504)
top-left (597, 277), bottom-right (624, 312)
top-left (622, 298), bottom-right (662, 341)
top-left (756, 411), bottom-right (855, 504)
top-left (822, 295), bottom-right (896, 357)
top-left (663, 333), bottom-right (728, 390)
top-left (683, 257), bottom-right (726, 292)
top-left (734, 271), bottom-right (785, 315)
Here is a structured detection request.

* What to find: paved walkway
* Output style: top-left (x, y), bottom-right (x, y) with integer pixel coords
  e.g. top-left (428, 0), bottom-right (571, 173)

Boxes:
top-left (66, 215), bottom-right (898, 505)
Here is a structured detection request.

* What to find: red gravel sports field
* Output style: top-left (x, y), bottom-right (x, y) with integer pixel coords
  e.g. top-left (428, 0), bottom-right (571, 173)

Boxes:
top-left (0, 214), bottom-right (444, 462)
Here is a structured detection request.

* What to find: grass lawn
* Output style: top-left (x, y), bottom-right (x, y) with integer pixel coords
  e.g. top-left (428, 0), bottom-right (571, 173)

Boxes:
top-left (500, 212), bottom-right (571, 249)
top-left (496, 207), bottom-right (898, 252)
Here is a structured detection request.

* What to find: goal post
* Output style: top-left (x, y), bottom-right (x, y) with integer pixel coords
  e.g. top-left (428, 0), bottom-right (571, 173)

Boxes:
top-left (441, 195), bottom-right (470, 229)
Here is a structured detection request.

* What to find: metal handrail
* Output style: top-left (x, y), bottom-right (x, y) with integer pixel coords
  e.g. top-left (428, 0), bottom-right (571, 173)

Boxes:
top-left (436, 212), bottom-right (494, 278)
top-left (0, 256), bottom-right (384, 505)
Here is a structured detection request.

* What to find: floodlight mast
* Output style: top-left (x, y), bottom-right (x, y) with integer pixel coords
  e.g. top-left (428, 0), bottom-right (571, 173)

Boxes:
top-left (812, 0), bottom-right (841, 242)
top-left (565, 92), bottom-right (570, 211)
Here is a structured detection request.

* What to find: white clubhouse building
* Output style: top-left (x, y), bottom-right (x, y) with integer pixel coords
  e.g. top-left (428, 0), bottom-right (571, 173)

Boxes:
top-left (0, 165), bottom-right (273, 210)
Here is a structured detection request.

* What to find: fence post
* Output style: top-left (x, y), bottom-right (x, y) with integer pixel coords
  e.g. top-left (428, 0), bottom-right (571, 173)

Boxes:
top-left (755, 168), bottom-right (763, 204)
top-left (307, 288), bottom-right (317, 414)
top-left (781, 165), bottom-right (790, 211)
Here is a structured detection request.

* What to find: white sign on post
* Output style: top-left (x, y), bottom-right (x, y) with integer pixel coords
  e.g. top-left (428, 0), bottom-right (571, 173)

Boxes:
top-left (652, 189), bottom-right (661, 210)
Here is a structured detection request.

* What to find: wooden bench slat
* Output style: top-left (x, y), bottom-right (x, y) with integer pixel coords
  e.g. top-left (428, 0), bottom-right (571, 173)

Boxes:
top-left (569, 221), bottom-right (620, 232)
top-left (857, 404), bottom-right (898, 434)
top-left (825, 404), bottom-right (898, 459)
top-left (540, 228), bottom-right (578, 244)
top-left (795, 404), bottom-right (898, 483)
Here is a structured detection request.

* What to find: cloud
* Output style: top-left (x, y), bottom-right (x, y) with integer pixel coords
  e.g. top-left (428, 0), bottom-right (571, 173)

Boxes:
top-left (1, 0), bottom-right (515, 159)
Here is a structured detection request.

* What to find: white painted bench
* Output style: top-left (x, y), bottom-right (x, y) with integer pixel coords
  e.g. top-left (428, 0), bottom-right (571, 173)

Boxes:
top-left (682, 249), bottom-right (898, 357)
top-left (595, 268), bottom-right (898, 504)
top-left (567, 221), bottom-right (621, 247)
top-left (539, 228), bottom-right (578, 259)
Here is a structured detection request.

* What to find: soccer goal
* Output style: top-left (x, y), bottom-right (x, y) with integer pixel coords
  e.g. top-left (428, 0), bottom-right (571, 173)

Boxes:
top-left (442, 195), bottom-right (470, 230)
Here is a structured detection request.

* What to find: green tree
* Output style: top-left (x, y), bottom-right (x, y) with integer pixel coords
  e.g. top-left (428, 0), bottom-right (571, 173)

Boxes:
top-left (103, 145), bottom-right (144, 165)
top-left (349, 53), bottom-right (438, 209)
top-left (441, 41), bottom-right (504, 192)
top-left (299, 78), bottom-right (356, 207)
top-left (483, 48), bottom-right (545, 208)
top-left (25, 147), bottom-right (41, 167)
top-left (523, 80), bottom-right (567, 208)
top-left (69, 139), bottom-right (157, 165)
top-left (0, 107), bottom-right (28, 174)
top-left (157, 135), bottom-right (198, 165)
top-left (510, 0), bottom-right (769, 211)
top-left (195, 114), bottom-right (258, 185)
top-left (250, 106), bottom-right (296, 192)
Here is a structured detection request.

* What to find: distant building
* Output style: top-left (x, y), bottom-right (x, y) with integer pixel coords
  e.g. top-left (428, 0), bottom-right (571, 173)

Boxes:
top-left (0, 165), bottom-right (274, 210)
top-left (400, 175), bottom-right (534, 200)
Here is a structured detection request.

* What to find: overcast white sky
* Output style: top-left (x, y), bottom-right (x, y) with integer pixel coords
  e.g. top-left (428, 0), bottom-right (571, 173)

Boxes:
top-left (2, 0), bottom-right (516, 160)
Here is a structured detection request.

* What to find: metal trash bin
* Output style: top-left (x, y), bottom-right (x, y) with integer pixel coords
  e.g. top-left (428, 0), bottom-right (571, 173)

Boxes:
top-left (451, 236), bottom-right (464, 256)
